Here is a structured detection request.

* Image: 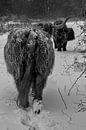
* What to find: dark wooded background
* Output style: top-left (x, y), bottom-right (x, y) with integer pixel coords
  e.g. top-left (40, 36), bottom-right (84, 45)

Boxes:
top-left (0, 0), bottom-right (86, 19)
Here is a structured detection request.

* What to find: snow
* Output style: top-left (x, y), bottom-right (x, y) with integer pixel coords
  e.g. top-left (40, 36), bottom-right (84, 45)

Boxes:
top-left (0, 22), bottom-right (86, 130)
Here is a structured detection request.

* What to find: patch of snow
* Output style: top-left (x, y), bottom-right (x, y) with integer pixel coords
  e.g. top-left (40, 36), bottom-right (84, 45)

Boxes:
top-left (0, 21), bottom-right (86, 130)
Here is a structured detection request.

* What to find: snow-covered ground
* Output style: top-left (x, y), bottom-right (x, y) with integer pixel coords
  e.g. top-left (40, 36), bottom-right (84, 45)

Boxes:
top-left (0, 21), bottom-right (86, 130)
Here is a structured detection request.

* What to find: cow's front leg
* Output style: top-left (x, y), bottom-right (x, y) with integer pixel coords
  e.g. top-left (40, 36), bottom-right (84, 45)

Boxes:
top-left (58, 42), bottom-right (62, 51)
top-left (63, 42), bottom-right (67, 51)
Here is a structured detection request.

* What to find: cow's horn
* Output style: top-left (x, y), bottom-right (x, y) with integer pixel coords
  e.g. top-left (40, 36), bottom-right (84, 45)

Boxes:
top-left (53, 16), bottom-right (70, 29)
top-left (63, 16), bottom-right (70, 25)
top-left (52, 23), bottom-right (64, 29)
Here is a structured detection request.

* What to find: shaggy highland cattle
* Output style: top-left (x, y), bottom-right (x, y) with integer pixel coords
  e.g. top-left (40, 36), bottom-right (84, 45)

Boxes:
top-left (36, 18), bottom-right (75, 51)
top-left (4, 27), bottom-right (55, 113)
top-left (53, 18), bottom-right (75, 51)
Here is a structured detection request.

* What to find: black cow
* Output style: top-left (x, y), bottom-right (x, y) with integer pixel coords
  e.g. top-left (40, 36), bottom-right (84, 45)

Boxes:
top-left (4, 27), bottom-right (55, 113)
top-left (53, 18), bottom-right (75, 51)
top-left (36, 18), bottom-right (75, 51)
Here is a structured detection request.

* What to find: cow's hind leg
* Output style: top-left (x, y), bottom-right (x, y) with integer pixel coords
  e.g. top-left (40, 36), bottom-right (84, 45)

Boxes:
top-left (16, 79), bottom-right (30, 109)
top-left (17, 64), bottom-right (33, 109)
top-left (32, 75), bottom-right (47, 114)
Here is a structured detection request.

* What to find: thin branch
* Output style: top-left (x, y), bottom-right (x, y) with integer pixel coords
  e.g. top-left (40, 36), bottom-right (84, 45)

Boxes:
top-left (68, 69), bottom-right (86, 96)
top-left (65, 63), bottom-right (74, 73)
top-left (58, 88), bottom-right (67, 110)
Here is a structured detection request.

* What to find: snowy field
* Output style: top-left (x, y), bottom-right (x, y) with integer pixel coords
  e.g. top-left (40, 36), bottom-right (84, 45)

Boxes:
top-left (0, 21), bottom-right (86, 130)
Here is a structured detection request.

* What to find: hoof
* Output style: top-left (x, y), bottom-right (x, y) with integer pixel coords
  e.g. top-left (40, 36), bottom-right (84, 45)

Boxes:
top-left (17, 96), bottom-right (29, 109)
top-left (63, 49), bottom-right (66, 51)
top-left (32, 100), bottom-right (43, 114)
top-left (58, 49), bottom-right (61, 51)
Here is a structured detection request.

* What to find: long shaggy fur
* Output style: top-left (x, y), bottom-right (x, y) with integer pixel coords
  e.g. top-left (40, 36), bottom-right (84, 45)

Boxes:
top-left (4, 27), bottom-right (55, 109)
